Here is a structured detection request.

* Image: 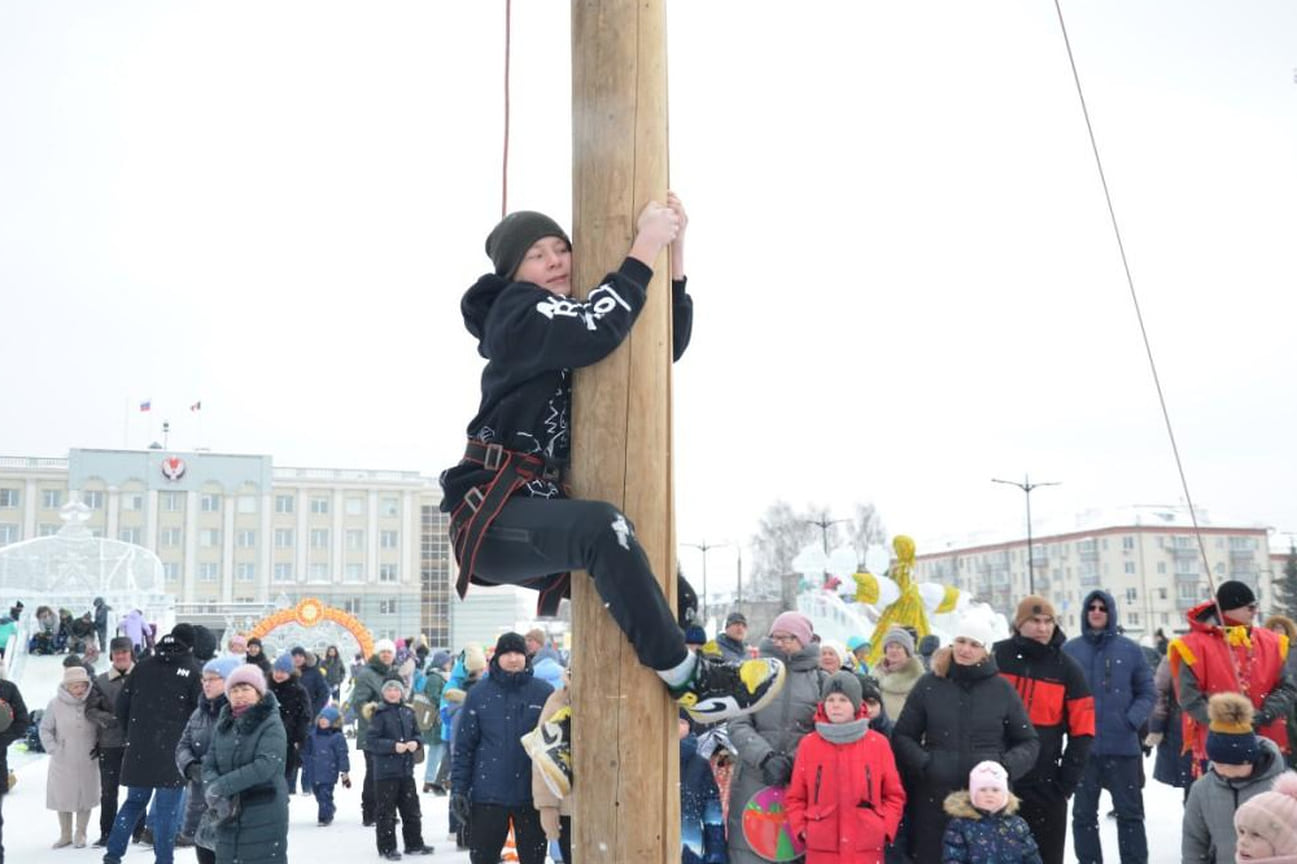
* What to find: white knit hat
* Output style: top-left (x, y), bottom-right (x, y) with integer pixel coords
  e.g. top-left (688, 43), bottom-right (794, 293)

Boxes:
top-left (373, 638), bottom-right (396, 656)
top-left (953, 609), bottom-right (997, 649)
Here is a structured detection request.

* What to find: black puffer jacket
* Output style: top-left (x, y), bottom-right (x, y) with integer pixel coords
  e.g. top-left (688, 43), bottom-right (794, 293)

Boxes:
top-left (366, 700), bottom-right (423, 782)
top-left (268, 674), bottom-right (312, 767)
top-left (0, 679), bottom-right (29, 796)
top-left (892, 647), bottom-right (1040, 864)
top-left (117, 634), bottom-right (204, 787)
top-left (993, 629), bottom-right (1094, 797)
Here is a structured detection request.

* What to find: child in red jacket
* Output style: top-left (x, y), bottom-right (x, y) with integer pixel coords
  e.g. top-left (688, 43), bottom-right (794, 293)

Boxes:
top-left (786, 672), bottom-right (906, 864)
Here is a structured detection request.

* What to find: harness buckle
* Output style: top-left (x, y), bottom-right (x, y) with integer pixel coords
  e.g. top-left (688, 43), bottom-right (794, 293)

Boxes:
top-left (464, 487), bottom-right (485, 514)
top-left (482, 443), bottom-right (505, 472)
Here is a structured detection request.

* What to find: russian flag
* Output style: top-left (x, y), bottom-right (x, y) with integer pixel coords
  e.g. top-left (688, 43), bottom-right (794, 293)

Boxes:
top-left (190, 400), bottom-right (202, 412)
top-left (139, 400), bottom-right (151, 412)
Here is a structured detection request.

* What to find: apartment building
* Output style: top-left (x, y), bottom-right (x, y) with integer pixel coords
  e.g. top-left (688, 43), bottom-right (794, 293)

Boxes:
top-left (914, 506), bottom-right (1274, 635)
top-left (0, 448), bottom-right (452, 644)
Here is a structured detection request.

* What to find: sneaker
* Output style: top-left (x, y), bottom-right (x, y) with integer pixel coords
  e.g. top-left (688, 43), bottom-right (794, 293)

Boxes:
top-left (673, 652), bottom-right (786, 723)
top-left (521, 705), bottom-right (571, 798)
top-left (92, 836), bottom-right (109, 848)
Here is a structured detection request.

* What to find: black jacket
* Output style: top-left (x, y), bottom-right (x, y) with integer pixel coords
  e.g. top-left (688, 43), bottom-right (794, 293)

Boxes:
top-left (993, 630), bottom-right (1094, 798)
top-left (365, 700), bottom-right (423, 782)
top-left (440, 258), bottom-right (692, 512)
top-left (116, 634), bottom-right (204, 787)
top-left (268, 675), bottom-right (312, 749)
top-left (87, 665), bottom-right (132, 749)
top-left (0, 679), bottom-right (29, 796)
top-left (892, 647), bottom-right (1040, 864)
top-left (298, 660), bottom-right (331, 717)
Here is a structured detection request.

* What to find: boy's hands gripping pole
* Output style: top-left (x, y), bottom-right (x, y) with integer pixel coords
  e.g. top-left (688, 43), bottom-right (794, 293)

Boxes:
top-left (628, 198), bottom-right (681, 269)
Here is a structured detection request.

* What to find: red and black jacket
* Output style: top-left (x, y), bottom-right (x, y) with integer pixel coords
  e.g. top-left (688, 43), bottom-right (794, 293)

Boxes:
top-left (994, 629), bottom-right (1095, 795)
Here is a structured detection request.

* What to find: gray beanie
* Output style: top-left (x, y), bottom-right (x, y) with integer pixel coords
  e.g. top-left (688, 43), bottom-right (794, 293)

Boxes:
top-left (485, 211), bottom-right (571, 279)
top-left (820, 670), bottom-right (863, 714)
top-left (882, 626), bottom-right (915, 657)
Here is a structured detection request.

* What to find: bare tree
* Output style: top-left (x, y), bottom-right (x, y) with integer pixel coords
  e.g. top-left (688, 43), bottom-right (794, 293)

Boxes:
top-left (748, 500), bottom-right (819, 597)
top-left (846, 502), bottom-right (887, 567)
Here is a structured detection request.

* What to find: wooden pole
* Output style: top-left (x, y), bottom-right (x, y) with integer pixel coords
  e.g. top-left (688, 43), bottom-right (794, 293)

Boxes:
top-left (569, 1), bottom-right (678, 863)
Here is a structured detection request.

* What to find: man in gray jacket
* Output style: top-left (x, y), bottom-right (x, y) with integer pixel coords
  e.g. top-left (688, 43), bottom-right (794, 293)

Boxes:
top-left (86, 637), bottom-right (137, 848)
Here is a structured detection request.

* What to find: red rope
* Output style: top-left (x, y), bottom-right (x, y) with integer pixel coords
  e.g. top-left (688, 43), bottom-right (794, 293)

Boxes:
top-left (501, 0), bottom-right (512, 219)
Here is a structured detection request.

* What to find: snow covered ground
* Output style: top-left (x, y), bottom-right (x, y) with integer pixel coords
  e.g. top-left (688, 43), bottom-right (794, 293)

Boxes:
top-left (4, 740), bottom-right (1187, 864)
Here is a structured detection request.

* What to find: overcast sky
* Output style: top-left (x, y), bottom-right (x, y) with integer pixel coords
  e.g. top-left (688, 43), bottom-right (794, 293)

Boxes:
top-left (3, 2), bottom-right (1295, 595)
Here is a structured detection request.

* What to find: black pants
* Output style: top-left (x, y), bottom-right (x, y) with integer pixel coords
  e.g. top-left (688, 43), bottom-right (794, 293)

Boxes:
top-left (361, 749), bottom-right (377, 822)
top-left (98, 747), bottom-right (141, 839)
top-left (559, 814), bottom-right (572, 864)
top-left (1018, 788), bottom-right (1068, 864)
top-left (468, 803), bottom-right (547, 864)
top-left (474, 497), bottom-right (686, 670)
top-left (374, 776), bottom-right (423, 854)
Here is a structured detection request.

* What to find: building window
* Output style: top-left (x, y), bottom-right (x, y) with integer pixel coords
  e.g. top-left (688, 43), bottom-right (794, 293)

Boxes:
top-left (1123, 561), bottom-right (1135, 575)
top-left (380, 530), bottom-right (399, 549)
top-left (118, 527), bottom-right (142, 544)
top-left (1215, 562), bottom-right (1225, 575)
top-left (346, 529), bottom-right (365, 551)
top-left (0, 524), bottom-right (18, 546)
top-left (344, 563), bottom-right (364, 583)
top-left (274, 528), bottom-right (294, 548)
top-left (342, 597), bottom-right (362, 615)
top-left (379, 564), bottom-right (398, 583)
top-left (83, 490), bottom-right (104, 509)
top-left (1122, 536), bottom-right (1135, 550)
top-left (236, 530), bottom-right (256, 547)
top-left (39, 523), bottom-right (60, 536)
top-left (161, 491), bottom-right (182, 512)
top-left (380, 496), bottom-right (399, 518)
top-left (346, 497), bottom-right (365, 516)
top-left (275, 494), bottom-right (295, 514)
top-left (123, 494), bottom-right (144, 511)
top-left (310, 528), bottom-right (330, 549)
top-left (198, 563), bottom-right (219, 582)
top-left (1128, 611), bottom-right (1140, 625)
top-left (0, 489), bottom-right (19, 508)
top-left (161, 527), bottom-right (183, 546)
top-left (379, 599), bottom-right (398, 614)
top-left (1158, 587), bottom-right (1168, 600)
top-left (42, 489), bottom-right (63, 509)
top-left (1156, 561), bottom-right (1166, 575)
top-left (199, 529), bottom-right (222, 548)
top-left (163, 562), bottom-right (181, 582)
top-left (310, 496), bottom-right (330, 515)
top-left (1178, 582), bottom-right (1198, 600)
top-left (236, 563), bottom-right (256, 583)
top-left (1125, 587), bottom-right (1138, 602)
top-left (273, 563), bottom-right (294, 583)
top-left (237, 495), bottom-right (257, 514)
top-left (200, 493), bottom-right (222, 512)
top-left (309, 563), bottom-right (330, 583)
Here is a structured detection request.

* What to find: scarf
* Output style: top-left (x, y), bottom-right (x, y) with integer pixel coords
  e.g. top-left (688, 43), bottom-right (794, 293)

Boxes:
top-left (814, 716), bottom-right (869, 745)
top-left (231, 702), bottom-right (253, 718)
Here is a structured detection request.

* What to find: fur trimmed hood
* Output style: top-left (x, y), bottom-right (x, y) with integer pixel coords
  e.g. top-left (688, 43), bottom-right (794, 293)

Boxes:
top-left (942, 788), bottom-right (1022, 819)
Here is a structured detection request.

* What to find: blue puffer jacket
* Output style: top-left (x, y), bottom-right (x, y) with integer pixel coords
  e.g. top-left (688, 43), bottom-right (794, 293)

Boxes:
top-left (941, 790), bottom-right (1042, 864)
top-left (302, 724), bottom-right (350, 787)
top-left (681, 734), bottom-right (725, 864)
top-left (451, 658), bottom-right (553, 807)
top-left (1061, 589), bottom-right (1155, 757)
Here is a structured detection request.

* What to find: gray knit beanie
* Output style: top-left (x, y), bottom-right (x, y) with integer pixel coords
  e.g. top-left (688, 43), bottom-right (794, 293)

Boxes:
top-left (485, 211), bottom-right (571, 279)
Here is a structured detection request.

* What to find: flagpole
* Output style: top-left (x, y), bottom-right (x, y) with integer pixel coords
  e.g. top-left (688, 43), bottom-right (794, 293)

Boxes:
top-left (123, 398), bottom-right (129, 448)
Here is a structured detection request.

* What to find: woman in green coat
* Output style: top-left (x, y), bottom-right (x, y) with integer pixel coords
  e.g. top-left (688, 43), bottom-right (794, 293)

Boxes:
top-left (201, 664), bottom-right (289, 864)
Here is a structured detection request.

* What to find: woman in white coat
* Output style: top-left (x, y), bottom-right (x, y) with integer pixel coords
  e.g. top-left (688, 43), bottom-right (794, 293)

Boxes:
top-left (40, 665), bottom-right (101, 848)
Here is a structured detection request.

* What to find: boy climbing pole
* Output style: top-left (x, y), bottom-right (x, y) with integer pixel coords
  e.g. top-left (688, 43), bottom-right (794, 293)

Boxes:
top-left (441, 193), bottom-right (786, 741)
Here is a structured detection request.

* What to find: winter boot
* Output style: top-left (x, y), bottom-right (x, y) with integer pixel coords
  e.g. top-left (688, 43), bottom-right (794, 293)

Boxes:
top-left (521, 705), bottom-right (572, 797)
top-left (53, 811), bottom-right (73, 848)
top-left (74, 809), bottom-right (90, 848)
top-left (672, 652), bottom-right (786, 723)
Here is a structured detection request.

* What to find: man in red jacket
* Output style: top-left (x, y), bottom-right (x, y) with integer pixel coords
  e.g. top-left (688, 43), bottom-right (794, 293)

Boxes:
top-left (994, 595), bottom-right (1095, 864)
top-left (1170, 580), bottom-right (1295, 769)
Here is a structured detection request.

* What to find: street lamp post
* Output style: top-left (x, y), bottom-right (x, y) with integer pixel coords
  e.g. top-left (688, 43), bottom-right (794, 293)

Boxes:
top-left (992, 475), bottom-right (1061, 595)
top-left (682, 540), bottom-right (730, 624)
top-left (804, 515), bottom-right (851, 555)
